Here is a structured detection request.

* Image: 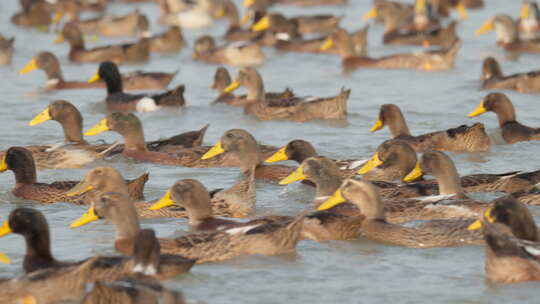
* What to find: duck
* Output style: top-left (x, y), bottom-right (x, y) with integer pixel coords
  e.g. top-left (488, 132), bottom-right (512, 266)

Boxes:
top-left (192, 35), bottom-right (265, 67)
top-left (317, 179), bottom-right (483, 248)
top-left (0, 34), bottom-right (14, 65)
top-left (55, 1), bottom-right (143, 37)
top-left (357, 140), bottom-right (419, 182)
top-left (383, 20), bottom-right (458, 48)
top-left (480, 57), bottom-right (540, 93)
top-left (158, 0), bottom-right (213, 29)
top-left (71, 191), bottom-right (305, 263)
top-left (244, 0), bottom-right (347, 9)
top-left (467, 196), bottom-right (540, 283)
top-left (55, 22), bottom-right (150, 64)
top-left (371, 103), bottom-right (491, 152)
top-left (475, 14), bottom-right (540, 54)
top-left (19, 52), bottom-right (177, 91)
top-left (0, 146), bottom-right (148, 204)
top-left (220, 0), bottom-right (262, 42)
top-left (200, 129), bottom-right (295, 182)
top-left (323, 28), bottom-right (462, 72)
top-left (89, 61), bottom-right (185, 112)
top-left (264, 139), bottom-right (365, 175)
top-left (137, 15), bottom-right (186, 53)
top-left (468, 92), bottom-right (540, 144)
top-left (226, 68), bottom-right (350, 121)
top-left (211, 66), bottom-right (295, 106)
top-left (518, 1), bottom-right (540, 41)
top-left (275, 26), bottom-right (368, 56)
top-left (363, 0), bottom-right (414, 30)
top-left (84, 112), bottom-right (277, 168)
top-left (250, 11), bottom-right (342, 35)
top-left (11, 0), bottom-right (52, 28)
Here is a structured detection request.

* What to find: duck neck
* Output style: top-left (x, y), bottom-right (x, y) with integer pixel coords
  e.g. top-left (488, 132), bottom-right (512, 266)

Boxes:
top-left (58, 115), bottom-right (87, 144)
top-left (433, 165), bottom-right (463, 196)
top-left (314, 174), bottom-right (343, 198)
top-left (336, 33), bottom-right (356, 59)
top-left (12, 161), bottom-right (37, 185)
top-left (236, 144), bottom-right (262, 172)
top-left (104, 74), bottom-right (124, 95)
top-left (44, 60), bottom-right (64, 83)
top-left (226, 4), bottom-right (240, 27)
top-left (493, 99), bottom-right (517, 127)
top-left (112, 205), bottom-right (141, 255)
top-left (68, 33), bottom-right (85, 51)
top-left (362, 196), bottom-right (386, 221)
top-left (388, 113), bottom-right (411, 137)
top-left (246, 74), bottom-right (265, 101)
top-left (23, 229), bottom-right (56, 273)
top-left (121, 127), bottom-right (148, 153)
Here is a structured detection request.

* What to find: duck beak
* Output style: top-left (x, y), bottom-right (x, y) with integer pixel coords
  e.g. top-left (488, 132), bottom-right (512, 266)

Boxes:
top-left (70, 206), bottom-right (99, 228)
top-left (279, 165), bottom-right (306, 185)
top-left (358, 152), bottom-right (383, 174)
top-left (521, 4), bottom-right (530, 19)
top-left (201, 140), bottom-right (225, 160)
top-left (148, 190), bottom-right (175, 210)
top-left (88, 73), bottom-right (101, 84)
top-left (52, 11), bottom-right (63, 24)
top-left (318, 189), bottom-right (346, 211)
top-left (0, 155), bottom-right (7, 173)
top-left (0, 221), bottom-right (12, 237)
top-left (265, 147), bottom-right (288, 163)
top-left (403, 162), bottom-right (423, 182)
top-left (215, 7), bottom-right (226, 18)
top-left (240, 11), bottom-right (252, 26)
top-left (415, 0), bottom-right (425, 13)
top-left (84, 118), bottom-right (110, 136)
top-left (223, 81), bottom-right (240, 93)
top-left (28, 107), bottom-right (52, 126)
top-left (320, 37), bottom-right (334, 51)
top-left (362, 7), bottom-right (377, 21)
top-left (456, 2), bottom-right (468, 19)
top-left (370, 119), bottom-right (384, 132)
top-left (65, 180), bottom-right (94, 197)
top-left (251, 16), bottom-right (270, 32)
top-left (53, 34), bottom-right (65, 44)
top-left (243, 0), bottom-right (255, 8)
top-left (467, 207), bottom-right (493, 230)
top-left (475, 19), bottom-right (493, 36)
top-left (19, 59), bottom-right (38, 75)
top-left (0, 252), bottom-right (10, 264)
top-left (468, 100), bottom-right (486, 117)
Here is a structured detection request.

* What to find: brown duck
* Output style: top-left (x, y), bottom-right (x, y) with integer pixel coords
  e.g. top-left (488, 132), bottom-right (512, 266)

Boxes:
top-left (324, 27), bottom-right (461, 72)
top-left (192, 35), bottom-right (265, 67)
top-left (318, 179), bottom-right (483, 248)
top-left (55, 22), bottom-right (149, 64)
top-left (476, 14), bottom-right (540, 54)
top-left (480, 57), bottom-right (540, 93)
top-left (138, 15), bottom-right (185, 53)
top-left (71, 192), bottom-right (305, 264)
top-left (19, 52), bottom-right (176, 91)
top-left (468, 93), bottom-right (540, 144)
top-left (467, 196), bottom-right (540, 283)
top-left (89, 61), bottom-right (185, 112)
top-left (371, 103), bottom-right (491, 152)
top-left (0, 34), bottom-right (14, 65)
top-left (211, 66), bottom-right (295, 106)
top-left (0, 146), bottom-right (147, 204)
top-left (11, 0), bottom-right (52, 28)
top-left (226, 68), bottom-right (349, 122)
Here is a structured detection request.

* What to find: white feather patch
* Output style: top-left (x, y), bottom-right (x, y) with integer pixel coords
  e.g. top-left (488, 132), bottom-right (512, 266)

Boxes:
top-left (524, 246), bottom-right (540, 256)
top-left (276, 32), bottom-right (291, 41)
top-left (225, 224), bottom-right (261, 235)
top-left (340, 159), bottom-right (368, 170)
top-left (136, 97), bottom-right (160, 112)
top-left (416, 194), bottom-right (455, 203)
top-left (133, 263), bottom-right (157, 276)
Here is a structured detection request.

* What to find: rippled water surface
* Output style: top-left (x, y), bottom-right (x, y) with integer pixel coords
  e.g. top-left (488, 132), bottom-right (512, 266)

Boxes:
top-left (1, 0), bottom-right (540, 303)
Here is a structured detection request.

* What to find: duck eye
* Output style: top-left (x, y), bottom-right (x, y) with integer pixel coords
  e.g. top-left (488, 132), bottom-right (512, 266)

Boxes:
top-left (226, 133), bottom-right (234, 138)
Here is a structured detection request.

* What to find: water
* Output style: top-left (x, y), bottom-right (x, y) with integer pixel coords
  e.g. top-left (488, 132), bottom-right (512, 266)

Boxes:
top-left (1, 0), bottom-right (540, 303)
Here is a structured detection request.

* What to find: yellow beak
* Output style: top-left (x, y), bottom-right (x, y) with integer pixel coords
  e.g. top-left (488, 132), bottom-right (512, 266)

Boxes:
top-left (318, 189), bottom-right (346, 211)
top-left (148, 190), bottom-right (175, 210)
top-left (468, 100), bottom-right (487, 117)
top-left (251, 16), bottom-right (270, 32)
top-left (320, 37), bottom-right (334, 51)
top-left (70, 206), bottom-right (99, 228)
top-left (415, 0), bottom-right (426, 13)
top-left (0, 220), bottom-right (12, 237)
top-left (84, 118), bottom-right (110, 136)
top-left (358, 152), bottom-right (383, 174)
top-left (362, 7), bottom-right (378, 21)
top-left (52, 11), bottom-right (63, 24)
top-left (88, 73), bottom-right (101, 84)
top-left (475, 19), bottom-right (494, 36)
top-left (19, 59), bottom-right (39, 75)
top-left (28, 107), bottom-right (52, 126)
top-left (467, 207), bottom-right (494, 230)
top-left (53, 34), bottom-right (65, 44)
top-left (403, 162), bottom-right (423, 182)
top-left (223, 81), bottom-right (240, 94)
top-left (0, 155), bottom-right (7, 172)
top-left (265, 146), bottom-right (288, 163)
top-left (19, 295), bottom-right (36, 304)
top-left (521, 4), bottom-right (530, 19)
top-left (240, 11), bottom-right (252, 26)
top-left (370, 119), bottom-right (384, 132)
top-left (201, 140), bottom-right (225, 160)
top-left (243, 0), bottom-right (255, 8)
top-left (0, 252), bottom-right (10, 264)
top-left (456, 2), bottom-right (468, 19)
top-left (65, 181), bottom-right (94, 197)
top-left (279, 165), bottom-right (306, 185)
